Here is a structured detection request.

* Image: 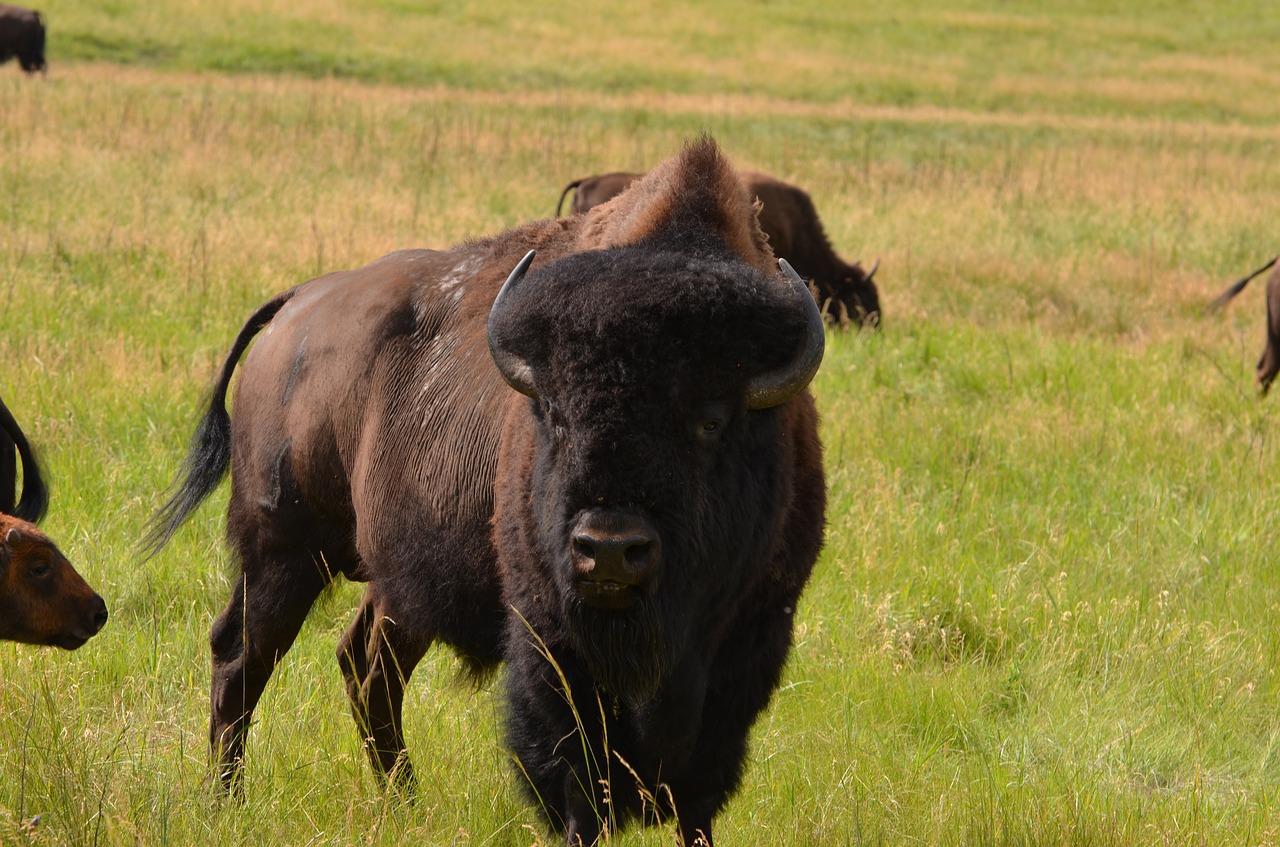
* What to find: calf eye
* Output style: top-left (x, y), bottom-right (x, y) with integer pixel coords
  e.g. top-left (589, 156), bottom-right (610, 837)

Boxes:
top-left (30, 562), bottom-right (52, 578)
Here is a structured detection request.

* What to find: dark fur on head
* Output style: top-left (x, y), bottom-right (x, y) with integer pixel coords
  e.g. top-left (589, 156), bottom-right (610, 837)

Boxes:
top-left (490, 245), bottom-right (811, 703)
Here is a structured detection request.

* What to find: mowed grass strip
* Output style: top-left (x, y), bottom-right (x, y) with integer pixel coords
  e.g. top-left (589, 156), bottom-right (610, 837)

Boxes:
top-left (1, 14), bottom-right (1280, 844)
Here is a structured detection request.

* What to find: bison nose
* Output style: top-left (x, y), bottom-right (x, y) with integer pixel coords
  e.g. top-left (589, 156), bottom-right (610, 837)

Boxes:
top-left (89, 595), bottom-right (108, 634)
top-left (570, 512), bottom-right (660, 606)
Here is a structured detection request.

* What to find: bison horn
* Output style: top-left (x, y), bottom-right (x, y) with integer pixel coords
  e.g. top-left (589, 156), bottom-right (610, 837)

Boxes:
top-left (746, 259), bottom-right (826, 409)
top-left (865, 258), bottom-right (880, 281)
top-left (488, 250), bottom-right (539, 398)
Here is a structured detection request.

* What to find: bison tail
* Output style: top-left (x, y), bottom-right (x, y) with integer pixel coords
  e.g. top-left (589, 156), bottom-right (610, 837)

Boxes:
top-left (141, 289), bottom-right (299, 557)
top-left (1206, 254), bottom-right (1280, 314)
top-left (554, 179), bottom-right (583, 218)
top-left (0, 397), bottom-right (48, 523)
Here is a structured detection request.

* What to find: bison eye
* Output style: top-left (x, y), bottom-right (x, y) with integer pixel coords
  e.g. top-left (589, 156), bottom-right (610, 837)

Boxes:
top-left (30, 562), bottom-right (53, 578)
top-left (540, 400), bottom-right (567, 435)
top-left (696, 417), bottom-right (726, 445)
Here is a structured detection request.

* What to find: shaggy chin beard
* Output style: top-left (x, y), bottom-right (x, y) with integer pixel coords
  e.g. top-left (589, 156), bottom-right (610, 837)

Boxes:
top-left (563, 596), bottom-right (680, 705)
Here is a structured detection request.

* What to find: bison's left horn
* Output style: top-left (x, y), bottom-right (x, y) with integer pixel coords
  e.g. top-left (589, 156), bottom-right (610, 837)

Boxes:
top-left (746, 259), bottom-right (826, 409)
top-left (488, 250), bottom-right (539, 398)
top-left (865, 258), bottom-right (880, 281)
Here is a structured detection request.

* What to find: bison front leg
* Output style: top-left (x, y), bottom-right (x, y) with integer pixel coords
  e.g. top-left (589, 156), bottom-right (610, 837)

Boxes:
top-left (337, 591), bottom-right (429, 789)
top-left (209, 561), bottom-right (326, 794)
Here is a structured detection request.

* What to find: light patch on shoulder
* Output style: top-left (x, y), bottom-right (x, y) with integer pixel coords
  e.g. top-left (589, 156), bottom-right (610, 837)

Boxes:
top-left (438, 256), bottom-right (481, 295)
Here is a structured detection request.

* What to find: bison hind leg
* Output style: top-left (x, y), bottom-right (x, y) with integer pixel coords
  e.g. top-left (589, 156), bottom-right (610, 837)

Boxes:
top-left (209, 552), bottom-right (332, 793)
top-left (337, 591), bottom-right (432, 789)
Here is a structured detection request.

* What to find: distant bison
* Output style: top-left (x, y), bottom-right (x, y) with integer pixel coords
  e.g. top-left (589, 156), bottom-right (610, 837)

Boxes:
top-left (147, 137), bottom-right (827, 845)
top-left (1208, 255), bottom-right (1280, 393)
top-left (557, 168), bottom-right (881, 327)
top-left (0, 397), bottom-right (107, 649)
top-left (0, 4), bottom-right (46, 74)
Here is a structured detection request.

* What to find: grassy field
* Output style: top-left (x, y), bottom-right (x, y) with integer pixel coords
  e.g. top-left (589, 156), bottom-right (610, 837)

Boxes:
top-left (3, 1), bottom-right (1280, 844)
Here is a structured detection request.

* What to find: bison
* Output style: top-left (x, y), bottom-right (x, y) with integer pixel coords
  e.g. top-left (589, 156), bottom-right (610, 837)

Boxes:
top-left (0, 4), bottom-right (46, 74)
top-left (1207, 255), bottom-right (1280, 393)
top-left (557, 168), bottom-right (881, 327)
top-left (0, 513), bottom-right (108, 648)
top-left (145, 137), bottom-right (827, 846)
top-left (0, 397), bottom-right (107, 649)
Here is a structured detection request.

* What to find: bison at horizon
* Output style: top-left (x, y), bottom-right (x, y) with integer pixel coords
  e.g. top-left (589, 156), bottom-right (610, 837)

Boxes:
top-left (146, 137), bottom-right (827, 846)
top-left (557, 168), bottom-right (881, 327)
top-left (0, 4), bottom-right (46, 74)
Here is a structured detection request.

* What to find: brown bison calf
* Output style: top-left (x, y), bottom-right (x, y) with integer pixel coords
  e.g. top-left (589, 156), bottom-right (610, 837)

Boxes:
top-left (0, 514), bottom-right (107, 648)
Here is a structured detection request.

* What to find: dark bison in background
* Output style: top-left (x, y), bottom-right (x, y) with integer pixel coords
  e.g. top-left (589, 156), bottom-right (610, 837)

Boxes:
top-left (0, 396), bottom-right (108, 649)
top-left (146, 137), bottom-right (827, 846)
top-left (1208, 254), bottom-right (1280, 393)
top-left (558, 168), bottom-right (881, 328)
top-left (0, 4), bottom-right (46, 74)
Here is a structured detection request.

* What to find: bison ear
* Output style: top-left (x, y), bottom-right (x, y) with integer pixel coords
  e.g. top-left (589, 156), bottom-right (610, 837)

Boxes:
top-left (0, 528), bottom-right (14, 570)
top-left (488, 250), bottom-right (540, 398)
top-left (745, 259), bottom-right (826, 409)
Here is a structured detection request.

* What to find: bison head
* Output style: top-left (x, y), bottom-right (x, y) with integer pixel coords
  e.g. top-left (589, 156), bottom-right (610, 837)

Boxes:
top-left (488, 246), bottom-right (822, 703)
top-left (0, 523), bottom-right (108, 650)
top-left (827, 258), bottom-right (880, 329)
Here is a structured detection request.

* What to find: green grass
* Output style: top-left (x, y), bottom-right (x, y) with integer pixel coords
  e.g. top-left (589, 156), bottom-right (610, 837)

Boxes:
top-left (3, 1), bottom-right (1280, 844)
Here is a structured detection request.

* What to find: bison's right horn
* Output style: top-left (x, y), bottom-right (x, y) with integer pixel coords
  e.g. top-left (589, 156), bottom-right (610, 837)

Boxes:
top-left (488, 250), bottom-right (539, 398)
top-left (746, 259), bottom-right (826, 409)
top-left (865, 258), bottom-right (881, 281)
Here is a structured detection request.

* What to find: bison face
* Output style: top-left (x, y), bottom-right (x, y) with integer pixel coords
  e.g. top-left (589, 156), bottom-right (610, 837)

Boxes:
top-left (0, 524), bottom-right (108, 650)
top-left (489, 247), bottom-right (823, 702)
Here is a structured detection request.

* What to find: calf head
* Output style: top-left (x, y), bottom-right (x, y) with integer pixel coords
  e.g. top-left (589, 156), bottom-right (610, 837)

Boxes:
top-left (0, 517), bottom-right (107, 649)
top-left (490, 247), bottom-right (823, 703)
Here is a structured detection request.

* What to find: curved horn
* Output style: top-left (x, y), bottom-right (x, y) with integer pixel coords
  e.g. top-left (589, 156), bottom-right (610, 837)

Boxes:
top-left (487, 250), bottom-right (539, 398)
top-left (865, 258), bottom-right (880, 281)
top-left (747, 259), bottom-right (826, 409)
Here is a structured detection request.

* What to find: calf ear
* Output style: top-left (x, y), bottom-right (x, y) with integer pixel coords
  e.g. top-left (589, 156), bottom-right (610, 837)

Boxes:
top-left (0, 530), bottom-right (11, 571)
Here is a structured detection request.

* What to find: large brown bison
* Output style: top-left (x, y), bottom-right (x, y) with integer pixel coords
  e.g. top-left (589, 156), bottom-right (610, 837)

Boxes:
top-left (0, 4), bottom-right (46, 74)
top-left (1208, 255), bottom-right (1280, 393)
top-left (557, 168), bottom-right (881, 327)
top-left (146, 138), bottom-right (827, 846)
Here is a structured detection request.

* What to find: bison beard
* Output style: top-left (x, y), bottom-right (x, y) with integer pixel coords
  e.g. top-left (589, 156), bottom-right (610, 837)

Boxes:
top-left (564, 596), bottom-right (675, 703)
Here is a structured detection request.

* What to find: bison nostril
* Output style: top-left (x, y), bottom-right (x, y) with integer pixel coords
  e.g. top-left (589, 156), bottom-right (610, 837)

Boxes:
top-left (624, 541), bottom-right (652, 567)
top-left (90, 598), bottom-right (109, 633)
top-left (572, 537), bottom-right (596, 562)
